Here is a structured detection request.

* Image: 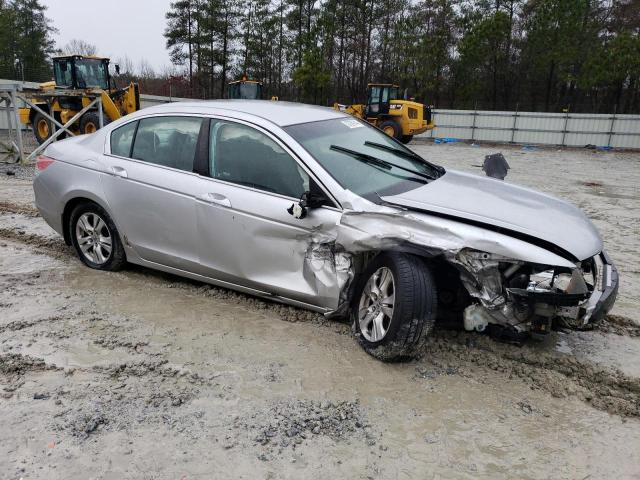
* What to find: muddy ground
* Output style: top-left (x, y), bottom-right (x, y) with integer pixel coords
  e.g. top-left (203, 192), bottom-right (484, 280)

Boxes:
top-left (1, 141), bottom-right (639, 479)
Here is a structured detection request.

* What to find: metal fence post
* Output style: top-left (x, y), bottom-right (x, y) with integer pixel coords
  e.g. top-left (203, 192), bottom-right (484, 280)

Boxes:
top-left (9, 87), bottom-right (25, 164)
top-left (510, 103), bottom-right (519, 143)
top-left (561, 107), bottom-right (570, 147)
top-left (607, 105), bottom-right (617, 148)
top-left (471, 102), bottom-right (478, 141)
top-left (4, 97), bottom-right (12, 138)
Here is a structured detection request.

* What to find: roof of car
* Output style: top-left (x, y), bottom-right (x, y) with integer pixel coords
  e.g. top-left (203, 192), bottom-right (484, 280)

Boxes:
top-left (141, 100), bottom-right (347, 127)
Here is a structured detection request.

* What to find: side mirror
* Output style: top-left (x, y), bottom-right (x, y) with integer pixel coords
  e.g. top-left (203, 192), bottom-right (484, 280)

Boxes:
top-left (115, 63), bottom-right (120, 75)
top-left (287, 189), bottom-right (328, 219)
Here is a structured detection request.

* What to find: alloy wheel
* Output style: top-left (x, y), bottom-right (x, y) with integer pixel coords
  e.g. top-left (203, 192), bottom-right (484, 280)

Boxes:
top-left (75, 212), bottom-right (112, 265)
top-left (358, 267), bottom-right (395, 342)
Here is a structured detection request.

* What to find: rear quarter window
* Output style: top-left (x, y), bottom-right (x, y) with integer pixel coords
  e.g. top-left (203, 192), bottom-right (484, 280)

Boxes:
top-left (110, 121), bottom-right (137, 157)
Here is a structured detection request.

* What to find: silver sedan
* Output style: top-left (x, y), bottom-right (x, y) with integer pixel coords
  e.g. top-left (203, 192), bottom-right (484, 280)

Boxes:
top-left (33, 101), bottom-right (618, 361)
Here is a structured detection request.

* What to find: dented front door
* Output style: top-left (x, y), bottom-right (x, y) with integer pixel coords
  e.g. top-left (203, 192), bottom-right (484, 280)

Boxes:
top-left (195, 118), bottom-right (343, 309)
top-left (195, 181), bottom-right (342, 309)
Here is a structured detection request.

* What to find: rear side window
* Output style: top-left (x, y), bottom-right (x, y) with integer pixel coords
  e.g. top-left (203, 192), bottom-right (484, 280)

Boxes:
top-left (110, 121), bottom-right (137, 157)
top-left (209, 121), bottom-right (308, 198)
top-left (131, 116), bottom-right (203, 172)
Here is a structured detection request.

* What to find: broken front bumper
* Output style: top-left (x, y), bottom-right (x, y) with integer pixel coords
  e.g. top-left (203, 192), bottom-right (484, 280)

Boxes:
top-left (582, 250), bottom-right (619, 325)
top-left (507, 250), bottom-right (618, 327)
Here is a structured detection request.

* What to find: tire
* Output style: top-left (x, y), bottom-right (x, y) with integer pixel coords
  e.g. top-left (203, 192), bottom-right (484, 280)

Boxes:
top-left (351, 252), bottom-right (437, 362)
top-left (378, 119), bottom-right (402, 141)
top-left (400, 135), bottom-right (414, 144)
top-left (80, 111), bottom-right (110, 135)
top-left (32, 112), bottom-right (52, 145)
top-left (69, 202), bottom-right (126, 271)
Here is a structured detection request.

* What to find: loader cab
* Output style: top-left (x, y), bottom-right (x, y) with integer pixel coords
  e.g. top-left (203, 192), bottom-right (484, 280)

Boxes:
top-left (365, 83), bottom-right (401, 118)
top-left (53, 55), bottom-right (111, 90)
top-left (227, 78), bottom-right (263, 100)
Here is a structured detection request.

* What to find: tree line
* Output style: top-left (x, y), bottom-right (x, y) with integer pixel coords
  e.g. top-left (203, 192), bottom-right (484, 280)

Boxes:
top-left (164, 0), bottom-right (640, 113)
top-left (0, 0), bottom-right (55, 83)
top-left (1, 0), bottom-right (639, 113)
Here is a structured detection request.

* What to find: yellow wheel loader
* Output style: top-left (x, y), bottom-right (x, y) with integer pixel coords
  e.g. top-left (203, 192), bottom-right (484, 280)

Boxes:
top-left (227, 77), bottom-right (278, 100)
top-left (19, 55), bottom-right (140, 144)
top-left (334, 83), bottom-right (434, 144)
top-left (227, 77), bottom-right (263, 100)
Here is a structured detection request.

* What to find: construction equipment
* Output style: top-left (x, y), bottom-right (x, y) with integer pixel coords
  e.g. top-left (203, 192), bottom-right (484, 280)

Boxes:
top-left (227, 77), bottom-right (279, 100)
top-left (334, 83), bottom-right (434, 144)
top-left (227, 77), bottom-right (263, 100)
top-left (19, 55), bottom-right (140, 144)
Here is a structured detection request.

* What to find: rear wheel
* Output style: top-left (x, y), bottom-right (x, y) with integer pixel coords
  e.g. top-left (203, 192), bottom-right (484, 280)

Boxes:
top-left (69, 202), bottom-right (126, 271)
top-left (351, 252), bottom-right (437, 362)
top-left (32, 112), bottom-right (52, 145)
top-left (400, 135), bottom-right (414, 144)
top-left (379, 119), bottom-right (402, 141)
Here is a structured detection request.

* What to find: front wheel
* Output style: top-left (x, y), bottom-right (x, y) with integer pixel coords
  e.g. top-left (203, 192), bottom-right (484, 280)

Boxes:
top-left (351, 252), bottom-right (437, 362)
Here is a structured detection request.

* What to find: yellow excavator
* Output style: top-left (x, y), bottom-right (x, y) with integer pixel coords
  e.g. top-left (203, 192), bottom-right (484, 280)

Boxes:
top-left (19, 55), bottom-right (140, 144)
top-left (334, 83), bottom-right (434, 144)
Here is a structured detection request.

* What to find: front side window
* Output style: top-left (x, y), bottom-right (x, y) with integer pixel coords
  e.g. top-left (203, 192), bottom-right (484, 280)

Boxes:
top-left (130, 116), bottom-right (203, 172)
top-left (209, 121), bottom-right (308, 198)
top-left (285, 118), bottom-right (444, 202)
top-left (110, 121), bottom-right (137, 157)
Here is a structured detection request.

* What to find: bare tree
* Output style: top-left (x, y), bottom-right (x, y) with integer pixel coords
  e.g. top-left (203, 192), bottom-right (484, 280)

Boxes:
top-left (62, 39), bottom-right (98, 56)
top-left (138, 58), bottom-right (156, 79)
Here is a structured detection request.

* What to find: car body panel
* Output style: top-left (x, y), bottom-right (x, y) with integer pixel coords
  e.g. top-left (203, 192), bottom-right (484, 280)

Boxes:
top-left (381, 170), bottom-right (603, 261)
top-left (195, 176), bottom-right (342, 308)
top-left (99, 154), bottom-right (203, 272)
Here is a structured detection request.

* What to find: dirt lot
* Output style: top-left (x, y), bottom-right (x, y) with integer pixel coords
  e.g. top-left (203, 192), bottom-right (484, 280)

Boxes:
top-left (1, 141), bottom-right (639, 479)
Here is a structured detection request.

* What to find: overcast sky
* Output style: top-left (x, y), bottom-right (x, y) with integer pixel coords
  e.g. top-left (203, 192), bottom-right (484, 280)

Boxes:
top-left (41, 0), bottom-right (174, 72)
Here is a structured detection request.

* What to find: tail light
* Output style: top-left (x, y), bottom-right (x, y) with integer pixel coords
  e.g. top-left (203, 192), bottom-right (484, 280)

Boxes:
top-left (36, 155), bottom-right (55, 171)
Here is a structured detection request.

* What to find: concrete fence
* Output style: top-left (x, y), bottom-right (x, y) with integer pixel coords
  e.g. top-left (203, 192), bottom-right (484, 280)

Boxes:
top-left (2, 79), bottom-right (639, 149)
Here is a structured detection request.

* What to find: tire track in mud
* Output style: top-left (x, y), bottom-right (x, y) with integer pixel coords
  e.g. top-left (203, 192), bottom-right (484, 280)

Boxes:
top-left (2, 221), bottom-right (640, 417)
top-left (596, 314), bottom-right (640, 337)
top-left (0, 315), bottom-right (64, 335)
top-left (0, 201), bottom-right (40, 217)
top-left (425, 330), bottom-right (640, 417)
top-left (0, 227), bottom-right (72, 259)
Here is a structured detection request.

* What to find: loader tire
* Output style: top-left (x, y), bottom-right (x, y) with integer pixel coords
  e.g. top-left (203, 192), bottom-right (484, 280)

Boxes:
top-left (80, 111), bottom-right (110, 135)
top-left (379, 120), bottom-right (402, 141)
top-left (32, 112), bottom-right (52, 145)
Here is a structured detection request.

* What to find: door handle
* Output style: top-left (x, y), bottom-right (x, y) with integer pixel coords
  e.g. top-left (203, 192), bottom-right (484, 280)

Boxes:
top-left (110, 166), bottom-right (128, 178)
top-left (198, 192), bottom-right (232, 208)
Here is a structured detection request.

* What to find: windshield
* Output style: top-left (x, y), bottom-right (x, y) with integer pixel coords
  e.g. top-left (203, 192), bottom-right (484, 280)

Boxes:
top-left (285, 118), bottom-right (444, 202)
top-left (74, 59), bottom-right (108, 89)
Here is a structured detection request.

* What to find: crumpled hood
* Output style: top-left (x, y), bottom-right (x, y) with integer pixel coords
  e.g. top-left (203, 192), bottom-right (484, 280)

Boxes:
top-left (381, 169), bottom-right (603, 261)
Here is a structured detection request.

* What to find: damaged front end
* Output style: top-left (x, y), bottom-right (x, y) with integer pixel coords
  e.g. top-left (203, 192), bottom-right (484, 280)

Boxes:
top-left (454, 248), bottom-right (619, 339)
top-left (323, 188), bottom-right (618, 342)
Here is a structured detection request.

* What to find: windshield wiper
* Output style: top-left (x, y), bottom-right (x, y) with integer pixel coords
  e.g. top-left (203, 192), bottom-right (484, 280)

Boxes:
top-left (364, 141), bottom-right (445, 176)
top-left (330, 145), bottom-right (435, 181)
